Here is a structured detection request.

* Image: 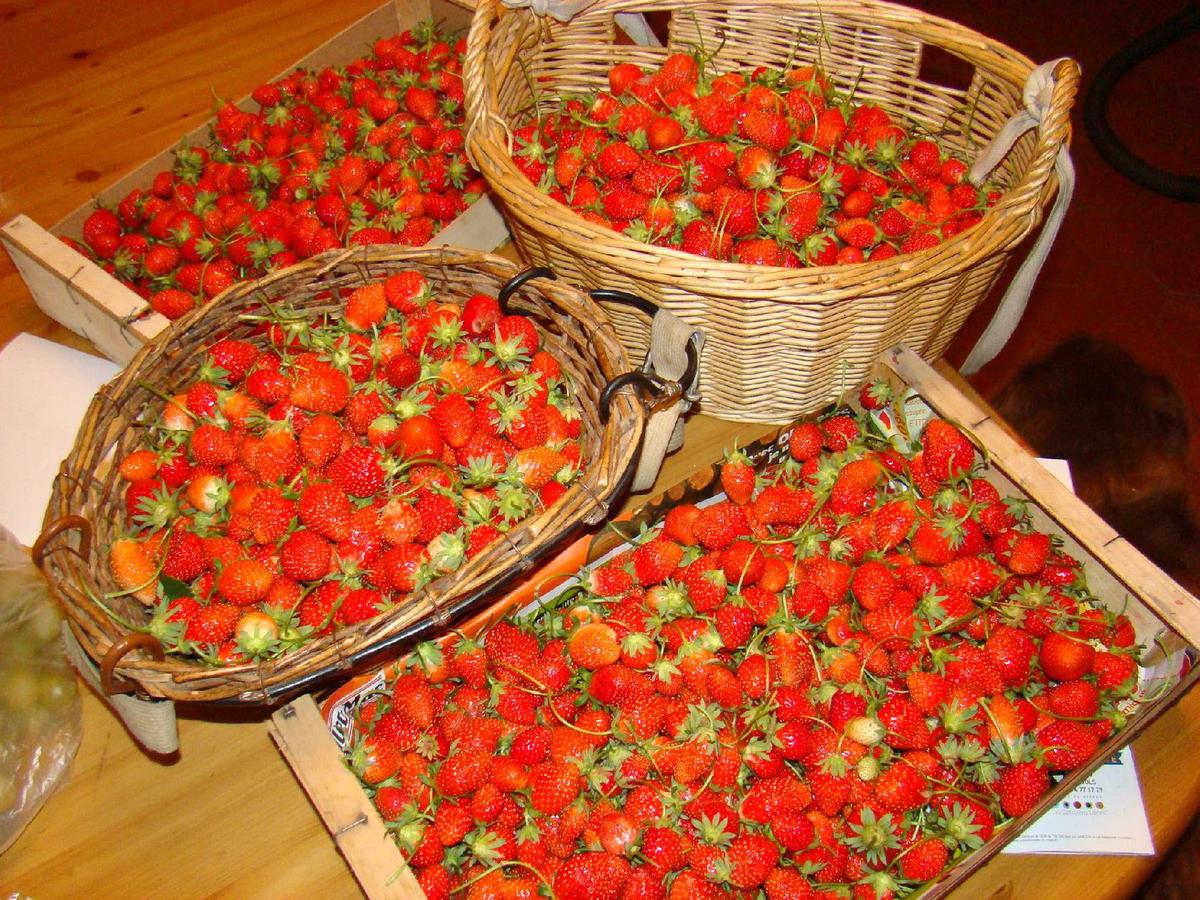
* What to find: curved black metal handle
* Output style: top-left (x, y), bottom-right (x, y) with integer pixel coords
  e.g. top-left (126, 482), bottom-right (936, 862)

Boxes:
top-left (589, 288), bottom-right (660, 320)
top-left (592, 288), bottom-right (701, 421)
top-left (497, 266), bottom-right (557, 311)
top-left (599, 372), bottom-right (671, 423)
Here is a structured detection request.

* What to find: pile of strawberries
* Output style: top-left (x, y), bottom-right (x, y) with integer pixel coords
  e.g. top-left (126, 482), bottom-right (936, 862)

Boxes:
top-left (66, 21), bottom-right (484, 321)
top-left (345, 391), bottom-right (1142, 899)
top-left (512, 51), bottom-right (996, 267)
top-left (108, 269), bottom-right (586, 665)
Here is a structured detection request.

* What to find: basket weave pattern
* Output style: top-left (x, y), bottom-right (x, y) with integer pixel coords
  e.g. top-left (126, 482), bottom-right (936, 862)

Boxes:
top-left (38, 245), bottom-right (644, 702)
top-left (465, 0), bottom-right (1079, 421)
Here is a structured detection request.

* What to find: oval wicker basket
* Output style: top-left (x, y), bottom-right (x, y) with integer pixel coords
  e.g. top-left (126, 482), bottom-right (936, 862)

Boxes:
top-left (34, 245), bottom-right (645, 703)
top-left (464, 0), bottom-right (1079, 422)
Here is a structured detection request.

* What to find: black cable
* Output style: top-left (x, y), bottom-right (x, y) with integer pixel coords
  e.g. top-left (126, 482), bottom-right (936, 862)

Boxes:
top-left (1083, 3), bottom-right (1200, 202)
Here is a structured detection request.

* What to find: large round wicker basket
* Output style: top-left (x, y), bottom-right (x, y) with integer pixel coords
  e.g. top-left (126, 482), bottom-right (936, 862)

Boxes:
top-left (465, 0), bottom-right (1079, 422)
top-left (34, 245), bottom-right (645, 703)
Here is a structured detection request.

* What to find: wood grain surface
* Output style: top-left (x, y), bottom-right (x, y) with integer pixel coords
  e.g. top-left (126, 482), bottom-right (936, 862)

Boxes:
top-left (1, 2), bottom-right (1198, 898)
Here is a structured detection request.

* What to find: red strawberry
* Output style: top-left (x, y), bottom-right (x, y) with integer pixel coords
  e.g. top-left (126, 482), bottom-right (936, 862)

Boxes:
top-left (986, 626), bottom-right (1036, 687)
top-left (788, 423), bottom-right (824, 461)
top-left (899, 836), bottom-right (948, 881)
top-left (328, 445), bottom-right (385, 497)
top-left (872, 762), bottom-right (927, 813)
top-left (150, 288), bottom-right (195, 320)
top-left (185, 602), bottom-right (240, 645)
top-left (435, 747), bottom-right (491, 796)
top-left (1037, 718), bottom-right (1100, 770)
top-left (998, 760), bottom-right (1050, 816)
top-left (1044, 679), bottom-right (1100, 718)
top-left (940, 556), bottom-right (1000, 598)
top-left (727, 833), bottom-right (779, 889)
top-left (692, 502), bottom-right (749, 551)
top-left (1007, 530), bottom-right (1052, 575)
top-left (921, 419), bottom-right (975, 480)
top-left (568, 621), bottom-right (621, 670)
top-left (907, 671), bottom-right (949, 714)
top-left (553, 853), bottom-right (631, 900)
top-left (1040, 631), bottom-right (1096, 681)
top-left (720, 449), bottom-right (756, 505)
top-left (530, 760), bottom-right (583, 815)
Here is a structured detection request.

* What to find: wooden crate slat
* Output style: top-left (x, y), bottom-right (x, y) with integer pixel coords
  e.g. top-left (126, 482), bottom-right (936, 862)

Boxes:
top-left (269, 696), bottom-right (421, 900)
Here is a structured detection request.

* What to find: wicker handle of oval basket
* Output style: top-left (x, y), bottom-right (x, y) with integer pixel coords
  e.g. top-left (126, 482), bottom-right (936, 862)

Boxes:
top-left (465, 0), bottom-right (510, 163)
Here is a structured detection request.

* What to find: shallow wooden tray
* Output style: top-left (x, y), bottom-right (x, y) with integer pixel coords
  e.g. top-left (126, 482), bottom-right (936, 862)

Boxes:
top-left (271, 345), bottom-right (1200, 898)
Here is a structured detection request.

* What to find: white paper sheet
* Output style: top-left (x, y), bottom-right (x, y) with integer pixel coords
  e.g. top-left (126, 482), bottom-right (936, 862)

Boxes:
top-left (0, 334), bottom-right (119, 546)
top-left (1003, 745), bottom-right (1155, 855)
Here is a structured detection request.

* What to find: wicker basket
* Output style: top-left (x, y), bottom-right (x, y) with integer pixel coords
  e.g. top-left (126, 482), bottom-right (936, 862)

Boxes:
top-left (33, 245), bottom-right (646, 704)
top-left (464, 0), bottom-right (1079, 422)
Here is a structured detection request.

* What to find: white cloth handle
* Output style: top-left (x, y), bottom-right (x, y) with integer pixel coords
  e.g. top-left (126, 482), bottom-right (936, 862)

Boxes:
top-left (630, 309), bottom-right (704, 493)
top-left (960, 59), bottom-right (1075, 375)
top-left (500, 0), bottom-right (661, 45)
top-left (63, 627), bottom-right (179, 755)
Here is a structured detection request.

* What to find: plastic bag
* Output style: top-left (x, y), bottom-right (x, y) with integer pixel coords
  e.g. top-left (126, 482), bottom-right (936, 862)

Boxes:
top-left (0, 524), bottom-right (82, 855)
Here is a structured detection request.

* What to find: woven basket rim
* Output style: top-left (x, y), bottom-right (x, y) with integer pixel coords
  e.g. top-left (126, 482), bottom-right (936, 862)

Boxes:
top-left (464, 0), bottom-right (1078, 295)
top-left (38, 244), bottom-right (647, 702)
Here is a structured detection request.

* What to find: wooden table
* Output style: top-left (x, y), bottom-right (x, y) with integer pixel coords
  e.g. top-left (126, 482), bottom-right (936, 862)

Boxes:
top-left (2, 2), bottom-right (1199, 897)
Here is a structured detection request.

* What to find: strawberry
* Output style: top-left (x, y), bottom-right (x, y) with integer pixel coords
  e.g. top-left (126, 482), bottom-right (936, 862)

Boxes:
top-left (921, 420), bottom-right (975, 481)
top-left (1044, 679), bottom-right (1100, 718)
top-left (788, 423), bottom-right (824, 461)
top-left (568, 621), bottom-right (621, 670)
top-left (1037, 719), bottom-right (1100, 770)
top-left (530, 760), bottom-right (583, 815)
top-left (291, 357), bottom-right (350, 414)
top-left (216, 558), bottom-right (273, 606)
top-left (899, 836), bottom-right (948, 881)
top-left (727, 833), bottom-right (779, 889)
top-left (872, 762), bottom-right (926, 813)
top-left (344, 283), bottom-right (388, 331)
top-left (878, 695), bottom-right (931, 750)
top-left (1039, 631), bottom-right (1096, 681)
top-left (161, 528), bottom-right (210, 581)
top-left (647, 115), bottom-right (684, 152)
top-left (851, 560), bottom-right (896, 610)
top-left (985, 626), bottom-right (1036, 687)
top-left (328, 445), bottom-right (385, 497)
top-left (631, 537), bottom-right (683, 585)
top-left (907, 671), bottom-right (949, 714)
top-left (185, 602), bottom-right (240, 645)
top-left (1007, 530), bottom-right (1052, 575)
top-left (940, 556), bottom-right (1000, 598)
top-left (997, 761), bottom-right (1050, 816)
top-left (279, 530), bottom-right (334, 582)
top-left (435, 747), bottom-right (491, 796)
top-left (553, 853), bottom-right (631, 900)
top-left (150, 288), bottom-right (196, 320)
top-left (692, 501), bottom-right (749, 550)
top-left (597, 141), bottom-right (640, 180)
top-left (1094, 651), bottom-right (1137, 693)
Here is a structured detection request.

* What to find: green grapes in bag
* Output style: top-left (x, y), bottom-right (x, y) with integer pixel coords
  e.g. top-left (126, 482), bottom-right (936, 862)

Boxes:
top-left (0, 523), bottom-right (82, 855)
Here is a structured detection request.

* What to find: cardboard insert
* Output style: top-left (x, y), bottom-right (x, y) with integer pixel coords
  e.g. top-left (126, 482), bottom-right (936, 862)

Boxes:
top-left (0, 0), bottom-right (507, 365)
top-left (271, 345), bottom-right (1200, 899)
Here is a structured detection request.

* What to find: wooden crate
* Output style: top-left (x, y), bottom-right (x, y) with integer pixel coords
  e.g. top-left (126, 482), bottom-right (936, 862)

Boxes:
top-left (271, 345), bottom-right (1200, 899)
top-left (0, 0), bottom-right (507, 365)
